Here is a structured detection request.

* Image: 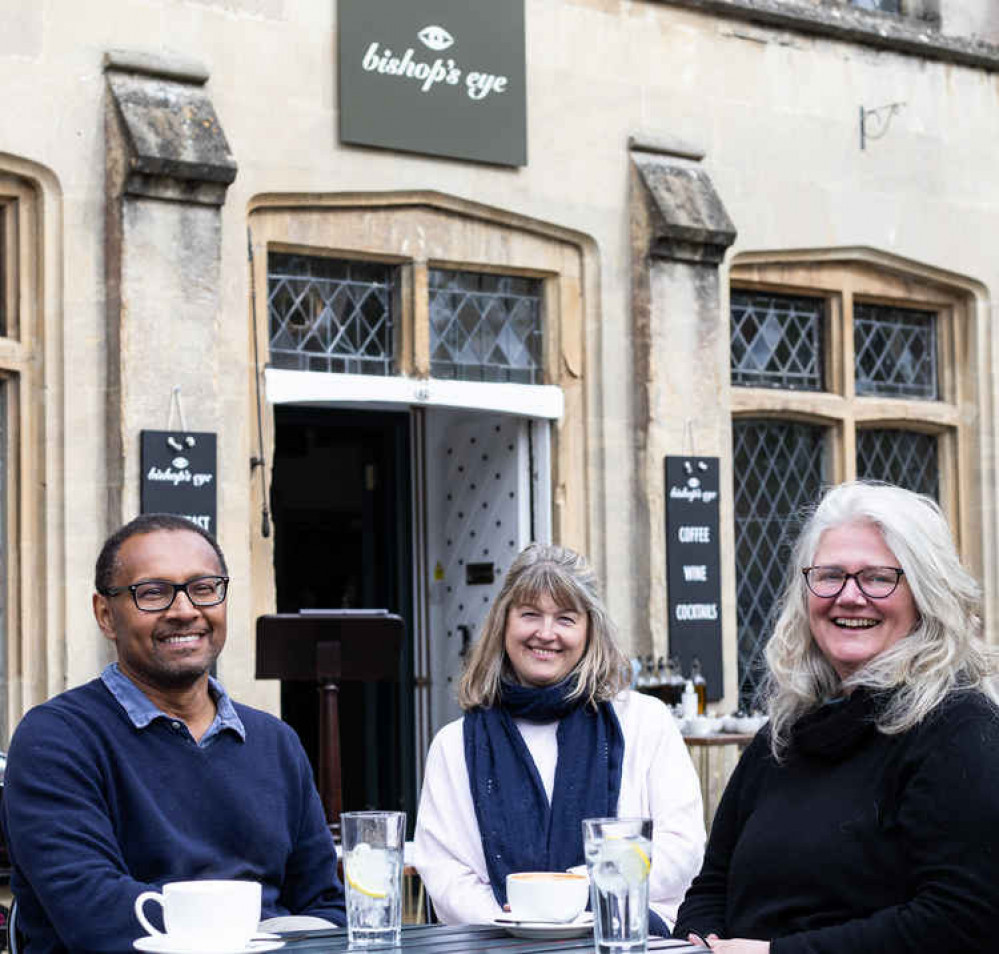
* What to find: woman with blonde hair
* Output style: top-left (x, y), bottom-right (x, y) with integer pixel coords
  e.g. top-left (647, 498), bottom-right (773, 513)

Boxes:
top-left (674, 481), bottom-right (999, 953)
top-left (413, 543), bottom-right (705, 930)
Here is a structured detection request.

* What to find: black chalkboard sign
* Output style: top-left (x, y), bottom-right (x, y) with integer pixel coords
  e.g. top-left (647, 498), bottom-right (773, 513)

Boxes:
top-left (140, 431), bottom-right (217, 536)
top-left (664, 456), bottom-right (722, 701)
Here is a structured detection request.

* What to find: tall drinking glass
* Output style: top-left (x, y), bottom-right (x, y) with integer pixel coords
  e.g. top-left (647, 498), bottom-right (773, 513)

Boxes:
top-left (583, 817), bottom-right (652, 954)
top-left (341, 811), bottom-right (406, 946)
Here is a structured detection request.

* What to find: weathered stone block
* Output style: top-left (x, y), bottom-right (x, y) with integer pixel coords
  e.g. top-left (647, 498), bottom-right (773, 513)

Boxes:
top-left (105, 52), bottom-right (237, 205)
top-left (633, 152), bottom-right (736, 265)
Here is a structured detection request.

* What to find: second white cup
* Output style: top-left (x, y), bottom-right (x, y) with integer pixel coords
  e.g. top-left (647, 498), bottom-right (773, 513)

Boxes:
top-left (506, 871), bottom-right (589, 923)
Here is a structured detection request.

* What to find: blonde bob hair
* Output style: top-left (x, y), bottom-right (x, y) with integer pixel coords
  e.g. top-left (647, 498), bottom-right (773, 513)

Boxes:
top-left (764, 480), bottom-right (998, 758)
top-left (458, 543), bottom-right (630, 710)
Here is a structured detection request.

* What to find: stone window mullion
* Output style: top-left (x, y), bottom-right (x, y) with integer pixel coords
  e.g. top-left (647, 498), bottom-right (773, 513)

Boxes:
top-left (396, 263), bottom-right (415, 377)
top-left (412, 260), bottom-right (430, 378)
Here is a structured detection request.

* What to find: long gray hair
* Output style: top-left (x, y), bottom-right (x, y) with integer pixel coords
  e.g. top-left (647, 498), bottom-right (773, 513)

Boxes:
top-left (764, 481), bottom-right (997, 758)
top-left (458, 543), bottom-right (630, 710)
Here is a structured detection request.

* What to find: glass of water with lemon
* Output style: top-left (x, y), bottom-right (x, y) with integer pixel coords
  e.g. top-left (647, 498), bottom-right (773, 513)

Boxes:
top-left (341, 811), bottom-right (406, 946)
top-left (583, 817), bottom-right (653, 954)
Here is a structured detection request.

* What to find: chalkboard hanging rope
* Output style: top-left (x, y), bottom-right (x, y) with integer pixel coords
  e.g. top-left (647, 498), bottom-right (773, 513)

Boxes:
top-left (165, 387), bottom-right (195, 451)
top-left (247, 227), bottom-right (272, 539)
top-left (682, 419), bottom-right (696, 459)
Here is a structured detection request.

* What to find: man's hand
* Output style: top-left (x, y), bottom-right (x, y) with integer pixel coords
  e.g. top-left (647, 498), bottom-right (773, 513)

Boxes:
top-left (687, 933), bottom-right (770, 953)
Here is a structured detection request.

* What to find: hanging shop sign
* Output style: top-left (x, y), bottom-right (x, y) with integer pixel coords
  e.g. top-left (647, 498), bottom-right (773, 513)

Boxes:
top-left (664, 456), bottom-right (723, 701)
top-left (141, 431), bottom-right (217, 536)
top-left (338, 0), bottom-right (527, 167)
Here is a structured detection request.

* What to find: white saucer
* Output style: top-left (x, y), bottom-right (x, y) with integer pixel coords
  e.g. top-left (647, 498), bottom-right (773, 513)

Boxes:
top-left (133, 936), bottom-right (284, 954)
top-left (493, 912), bottom-right (594, 939)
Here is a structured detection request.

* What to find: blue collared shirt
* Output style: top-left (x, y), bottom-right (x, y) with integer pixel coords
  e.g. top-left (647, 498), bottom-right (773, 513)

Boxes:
top-left (101, 662), bottom-right (246, 747)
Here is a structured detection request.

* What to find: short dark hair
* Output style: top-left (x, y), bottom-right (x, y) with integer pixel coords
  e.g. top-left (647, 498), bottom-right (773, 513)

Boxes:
top-left (94, 514), bottom-right (228, 592)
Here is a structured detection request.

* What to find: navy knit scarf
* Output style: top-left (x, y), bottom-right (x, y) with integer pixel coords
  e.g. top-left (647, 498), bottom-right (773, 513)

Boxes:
top-left (463, 677), bottom-right (624, 907)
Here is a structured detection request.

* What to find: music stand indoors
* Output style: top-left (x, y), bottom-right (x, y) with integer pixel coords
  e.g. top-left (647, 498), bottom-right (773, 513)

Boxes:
top-left (255, 610), bottom-right (404, 838)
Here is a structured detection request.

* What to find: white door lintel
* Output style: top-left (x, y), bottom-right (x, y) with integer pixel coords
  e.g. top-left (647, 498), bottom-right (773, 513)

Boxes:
top-left (264, 368), bottom-right (564, 420)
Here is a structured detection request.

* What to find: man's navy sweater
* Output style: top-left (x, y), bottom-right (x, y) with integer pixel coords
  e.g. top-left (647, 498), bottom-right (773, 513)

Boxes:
top-left (2, 677), bottom-right (346, 954)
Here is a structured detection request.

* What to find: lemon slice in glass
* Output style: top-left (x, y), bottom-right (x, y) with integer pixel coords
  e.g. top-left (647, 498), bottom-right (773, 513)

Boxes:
top-left (592, 841), bottom-right (651, 893)
top-left (345, 845), bottom-right (390, 898)
top-left (616, 844), bottom-right (651, 886)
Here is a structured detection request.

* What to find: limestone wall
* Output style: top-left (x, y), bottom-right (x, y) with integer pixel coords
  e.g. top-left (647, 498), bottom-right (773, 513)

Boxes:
top-left (0, 0), bottom-right (996, 724)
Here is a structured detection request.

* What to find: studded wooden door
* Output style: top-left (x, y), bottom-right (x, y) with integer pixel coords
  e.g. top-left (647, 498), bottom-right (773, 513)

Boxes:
top-left (422, 408), bottom-right (549, 738)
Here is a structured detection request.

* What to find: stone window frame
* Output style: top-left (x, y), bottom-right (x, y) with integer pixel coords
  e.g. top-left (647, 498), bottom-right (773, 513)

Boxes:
top-left (0, 164), bottom-right (62, 737)
top-left (728, 247), bottom-right (989, 592)
top-left (246, 192), bottom-right (598, 626)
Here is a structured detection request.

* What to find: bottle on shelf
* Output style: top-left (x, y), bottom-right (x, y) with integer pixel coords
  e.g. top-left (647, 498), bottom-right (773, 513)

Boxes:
top-left (647, 655), bottom-right (661, 695)
top-left (691, 656), bottom-right (707, 715)
top-left (653, 656), bottom-right (668, 703)
top-left (667, 655), bottom-right (685, 707)
top-left (636, 654), bottom-right (653, 692)
top-left (681, 679), bottom-right (699, 719)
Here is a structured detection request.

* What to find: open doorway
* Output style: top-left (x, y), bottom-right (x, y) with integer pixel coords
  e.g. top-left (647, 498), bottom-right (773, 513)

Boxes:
top-left (270, 406), bottom-right (415, 822)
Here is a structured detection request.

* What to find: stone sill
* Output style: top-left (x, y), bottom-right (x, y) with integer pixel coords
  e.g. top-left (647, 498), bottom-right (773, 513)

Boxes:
top-left (656, 0), bottom-right (999, 71)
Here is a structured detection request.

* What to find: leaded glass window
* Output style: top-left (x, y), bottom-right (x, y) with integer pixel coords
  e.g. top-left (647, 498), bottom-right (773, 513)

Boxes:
top-left (733, 419), bottom-right (826, 706)
top-left (850, 0), bottom-right (900, 12)
top-left (268, 254), bottom-right (395, 375)
top-left (730, 291), bottom-right (825, 391)
top-left (854, 304), bottom-right (937, 399)
top-left (856, 429), bottom-right (939, 500)
top-left (429, 270), bottom-right (543, 384)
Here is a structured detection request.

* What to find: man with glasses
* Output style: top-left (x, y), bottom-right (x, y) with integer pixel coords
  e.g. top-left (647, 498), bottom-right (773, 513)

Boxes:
top-left (1, 514), bottom-right (346, 954)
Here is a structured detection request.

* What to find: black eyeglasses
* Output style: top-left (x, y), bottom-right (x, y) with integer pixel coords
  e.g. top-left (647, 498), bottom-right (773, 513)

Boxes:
top-left (802, 566), bottom-right (904, 600)
top-left (100, 576), bottom-right (230, 612)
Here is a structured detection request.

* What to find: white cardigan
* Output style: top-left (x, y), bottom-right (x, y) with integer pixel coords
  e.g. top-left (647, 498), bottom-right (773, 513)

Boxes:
top-left (412, 690), bottom-right (705, 927)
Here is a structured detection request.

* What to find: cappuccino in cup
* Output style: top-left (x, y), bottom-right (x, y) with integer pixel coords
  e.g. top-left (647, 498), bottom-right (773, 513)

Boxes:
top-left (506, 871), bottom-right (589, 923)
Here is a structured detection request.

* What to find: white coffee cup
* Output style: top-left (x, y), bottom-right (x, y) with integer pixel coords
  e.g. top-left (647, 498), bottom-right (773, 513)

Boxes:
top-left (686, 715), bottom-right (715, 737)
top-left (134, 879), bottom-right (262, 951)
top-left (506, 871), bottom-right (589, 923)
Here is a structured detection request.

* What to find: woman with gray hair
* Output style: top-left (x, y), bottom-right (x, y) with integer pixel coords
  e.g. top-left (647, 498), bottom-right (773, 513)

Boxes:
top-left (674, 481), bottom-right (999, 954)
top-left (413, 543), bottom-right (705, 930)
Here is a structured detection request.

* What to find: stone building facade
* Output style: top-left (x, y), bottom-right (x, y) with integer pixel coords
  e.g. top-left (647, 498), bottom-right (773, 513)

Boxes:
top-left (2, 0), bottom-right (997, 814)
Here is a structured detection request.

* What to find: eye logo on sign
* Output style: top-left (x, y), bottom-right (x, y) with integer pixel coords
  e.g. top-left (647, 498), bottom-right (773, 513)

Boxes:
top-left (418, 25), bottom-right (454, 51)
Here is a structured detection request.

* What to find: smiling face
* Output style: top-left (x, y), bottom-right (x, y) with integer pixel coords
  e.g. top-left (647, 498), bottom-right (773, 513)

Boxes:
top-left (807, 521), bottom-right (919, 681)
top-left (503, 591), bottom-right (589, 687)
top-left (93, 529), bottom-right (227, 694)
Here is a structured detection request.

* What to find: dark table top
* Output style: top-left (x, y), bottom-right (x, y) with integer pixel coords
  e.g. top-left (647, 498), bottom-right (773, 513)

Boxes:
top-left (274, 923), bottom-right (702, 954)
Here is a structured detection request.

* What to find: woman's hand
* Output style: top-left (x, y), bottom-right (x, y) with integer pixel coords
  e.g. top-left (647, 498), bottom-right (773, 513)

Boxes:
top-left (687, 934), bottom-right (769, 953)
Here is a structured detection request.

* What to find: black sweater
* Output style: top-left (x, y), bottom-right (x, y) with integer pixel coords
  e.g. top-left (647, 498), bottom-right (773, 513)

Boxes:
top-left (673, 689), bottom-right (999, 954)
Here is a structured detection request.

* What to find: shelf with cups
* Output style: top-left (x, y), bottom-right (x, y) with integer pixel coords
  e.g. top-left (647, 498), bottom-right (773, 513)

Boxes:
top-left (680, 712), bottom-right (767, 740)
